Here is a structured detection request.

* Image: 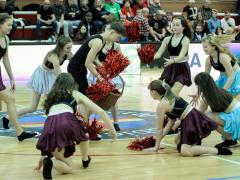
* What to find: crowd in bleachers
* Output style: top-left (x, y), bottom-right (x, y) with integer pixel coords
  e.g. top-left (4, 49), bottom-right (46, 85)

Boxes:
top-left (1, 0), bottom-right (240, 42)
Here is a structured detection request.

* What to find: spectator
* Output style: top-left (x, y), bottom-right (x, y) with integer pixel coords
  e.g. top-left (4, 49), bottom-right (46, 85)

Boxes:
top-left (79, 0), bottom-right (91, 16)
top-left (220, 11), bottom-right (235, 34)
top-left (183, 0), bottom-right (198, 21)
top-left (192, 24), bottom-right (205, 41)
top-left (121, 0), bottom-right (134, 20)
top-left (208, 9), bottom-right (220, 34)
top-left (92, 0), bottom-right (107, 33)
top-left (82, 12), bottom-right (97, 35)
top-left (149, 10), bottom-right (167, 41)
top-left (165, 11), bottom-right (173, 36)
top-left (237, 0), bottom-right (240, 22)
top-left (133, 8), bottom-right (150, 41)
top-left (198, 0), bottom-right (212, 21)
top-left (148, 0), bottom-right (162, 18)
top-left (104, 0), bottom-right (122, 21)
top-left (36, 0), bottom-right (57, 40)
top-left (192, 12), bottom-right (209, 35)
top-left (74, 23), bottom-right (88, 42)
top-left (132, 0), bottom-right (148, 16)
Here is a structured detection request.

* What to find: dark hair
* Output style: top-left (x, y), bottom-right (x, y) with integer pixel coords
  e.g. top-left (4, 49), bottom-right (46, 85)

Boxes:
top-left (174, 16), bottom-right (192, 39)
top-left (43, 73), bottom-right (77, 114)
top-left (109, 22), bottom-right (126, 36)
top-left (0, 13), bottom-right (12, 25)
top-left (194, 72), bottom-right (233, 112)
top-left (148, 80), bottom-right (176, 104)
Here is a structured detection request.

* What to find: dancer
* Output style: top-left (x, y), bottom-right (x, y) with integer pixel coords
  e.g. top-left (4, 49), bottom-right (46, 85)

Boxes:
top-left (194, 72), bottom-right (240, 148)
top-left (0, 13), bottom-right (36, 141)
top-left (2, 35), bottom-right (73, 128)
top-left (202, 34), bottom-right (240, 99)
top-left (67, 21), bottom-right (125, 95)
top-left (36, 73), bottom-right (117, 179)
top-left (154, 16), bottom-right (192, 95)
top-left (145, 79), bottom-right (232, 156)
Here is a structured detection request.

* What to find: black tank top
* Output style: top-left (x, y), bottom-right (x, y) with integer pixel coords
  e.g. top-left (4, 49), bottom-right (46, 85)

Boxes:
top-left (210, 52), bottom-right (235, 72)
top-left (0, 36), bottom-right (7, 59)
top-left (165, 97), bottom-right (189, 119)
top-left (167, 35), bottom-right (188, 56)
top-left (45, 54), bottom-right (67, 69)
top-left (68, 34), bottom-right (104, 71)
top-left (98, 42), bottom-right (115, 62)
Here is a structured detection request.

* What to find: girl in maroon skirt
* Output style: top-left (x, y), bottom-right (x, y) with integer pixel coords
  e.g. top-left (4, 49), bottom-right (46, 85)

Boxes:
top-left (145, 79), bottom-right (232, 156)
top-left (35, 73), bottom-right (117, 179)
top-left (154, 16), bottom-right (192, 95)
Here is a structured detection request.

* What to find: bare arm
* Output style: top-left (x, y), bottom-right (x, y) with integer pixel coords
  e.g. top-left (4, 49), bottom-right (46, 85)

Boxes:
top-left (154, 36), bottom-right (170, 59)
top-left (205, 56), bottom-right (212, 74)
top-left (37, 14), bottom-right (47, 24)
top-left (199, 98), bottom-right (208, 113)
top-left (85, 39), bottom-right (103, 78)
top-left (73, 90), bottom-right (117, 139)
top-left (2, 36), bottom-right (15, 91)
top-left (219, 53), bottom-right (235, 90)
top-left (47, 54), bottom-right (61, 76)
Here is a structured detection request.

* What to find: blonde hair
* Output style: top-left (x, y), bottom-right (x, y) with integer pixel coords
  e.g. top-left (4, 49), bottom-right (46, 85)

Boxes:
top-left (202, 34), bottom-right (238, 62)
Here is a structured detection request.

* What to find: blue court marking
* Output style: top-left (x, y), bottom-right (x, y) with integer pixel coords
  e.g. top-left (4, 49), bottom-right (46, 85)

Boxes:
top-left (208, 176), bottom-right (240, 180)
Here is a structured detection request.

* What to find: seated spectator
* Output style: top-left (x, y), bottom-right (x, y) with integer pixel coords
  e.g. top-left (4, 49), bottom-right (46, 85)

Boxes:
top-left (74, 23), bottom-right (88, 42)
top-left (82, 12), bottom-right (97, 35)
top-left (102, 12), bottom-right (116, 23)
top-left (148, 0), bottom-right (162, 18)
top-left (220, 11), bottom-right (236, 34)
top-left (133, 8), bottom-right (150, 41)
top-left (165, 11), bottom-right (173, 36)
top-left (121, 0), bottom-right (134, 20)
top-left (149, 10), bottom-right (167, 41)
top-left (92, 0), bottom-right (107, 33)
top-left (79, 0), bottom-right (92, 16)
top-left (183, 0), bottom-right (198, 21)
top-left (104, 0), bottom-right (122, 21)
top-left (192, 12), bottom-right (209, 35)
top-left (132, 0), bottom-right (148, 16)
top-left (36, 0), bottom-right (57, 40)
top-left (237, 0), bottom-right (240, 21)
top-left (207, 9), bottom-right (220, 34)
top-left (52, 0), bottom-right (69, 37)
top-left (192, 24), bottom-right (205, 41)
top-left (198, 0), bottom-right (212, 21)
top-left (64, 0), bottom-right (81, 38)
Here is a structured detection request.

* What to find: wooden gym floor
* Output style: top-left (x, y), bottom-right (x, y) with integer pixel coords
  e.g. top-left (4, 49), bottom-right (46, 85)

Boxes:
top-left (0, 68), bottom-right (239, 180)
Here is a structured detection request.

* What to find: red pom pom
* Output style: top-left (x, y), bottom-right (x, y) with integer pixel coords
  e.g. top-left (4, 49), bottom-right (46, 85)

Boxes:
top-left (124, 20), bottom-right (140, 42)
top-left (137, 44), bottom-right (157, 64)
top-left (86, 80), bottom-right (116, 101)
top-left (127, 136), bottom-right (156, 151)
top-left (97, 50), bottom-right (130, 79)
top-left (83, 118), bottom-right (104, 140)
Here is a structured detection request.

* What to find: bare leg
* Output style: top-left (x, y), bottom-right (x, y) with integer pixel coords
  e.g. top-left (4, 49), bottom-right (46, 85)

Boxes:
top-left (17, 91), bottom-right (41, 117)
top-left (0, 90), bottom-right (23, 135)
top-left (171, 82), bottom-right (184, 96)
top-left (180, 144), bottom-right (218, 157)
top-left (79, 140), bottom-right (89, 161)
top-left (111, 103), bottom-right (118, 123)
top-left (236, 94), bottom-right (240, 101)
top-left (52, 148), bottom-right (74, 174)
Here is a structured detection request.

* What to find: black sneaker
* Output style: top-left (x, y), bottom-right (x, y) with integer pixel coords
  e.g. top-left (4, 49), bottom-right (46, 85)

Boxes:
top-left (215, 140), bottom-right (237, 148)
top-left (217, 147), bottom-right (232, 155)
top-left (90, 134), bottom-right (102, 141)
top-left (43, 157), bottom-right (53, 179)
top-left (2, 117), bottom-right (10, 129)
top-left (17, 131), bottom-right (37, 141)
top-left (114, 123), bottom-right (121, 131)
top-left (82, 156), bottom-right (91, 168)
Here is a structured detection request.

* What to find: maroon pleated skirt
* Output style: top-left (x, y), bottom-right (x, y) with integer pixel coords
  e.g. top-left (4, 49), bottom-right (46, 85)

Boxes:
top-left (36, 112), bottom-right (89, 158)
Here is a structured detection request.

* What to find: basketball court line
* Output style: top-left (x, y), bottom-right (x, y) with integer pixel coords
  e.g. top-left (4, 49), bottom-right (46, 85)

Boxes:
top-left (208, 176), bottom-right (240, 180)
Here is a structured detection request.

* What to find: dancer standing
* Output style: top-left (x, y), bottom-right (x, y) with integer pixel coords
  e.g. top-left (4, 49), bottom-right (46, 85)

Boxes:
top-left (2, 35), bottom-right (73, 128)
top-left (0, 13), bottom-right (36, 141)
